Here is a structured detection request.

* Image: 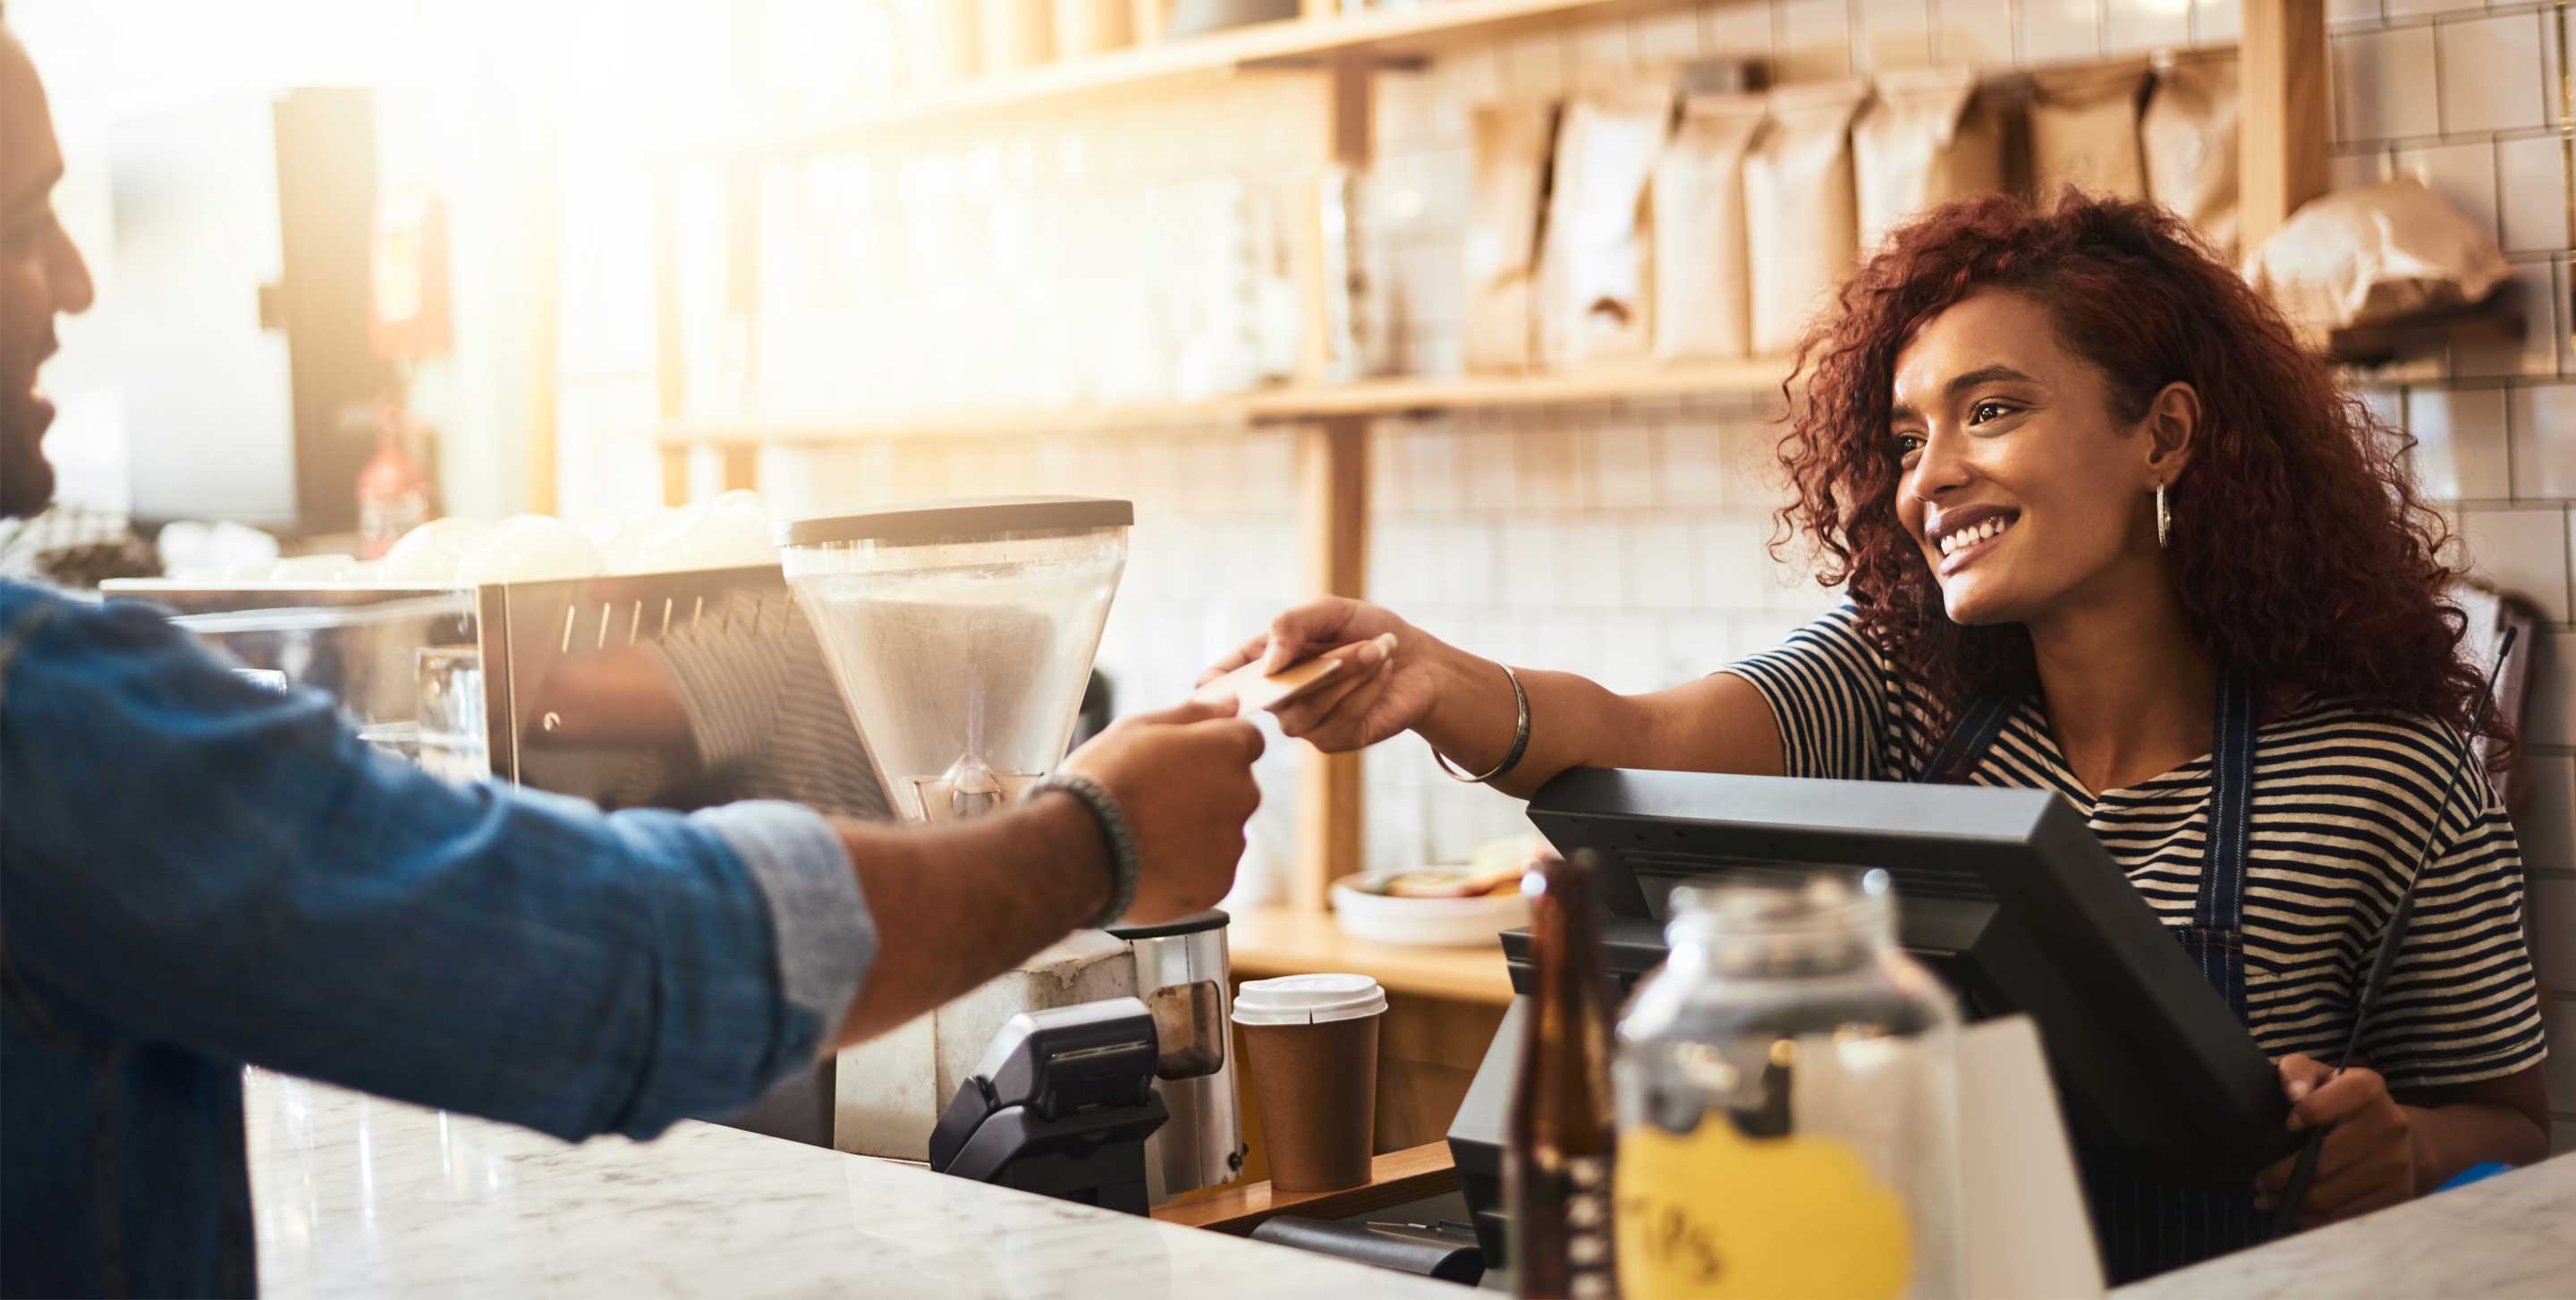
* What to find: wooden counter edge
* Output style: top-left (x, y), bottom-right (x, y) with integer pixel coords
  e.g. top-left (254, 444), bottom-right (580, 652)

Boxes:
top-left (1150, 1143), bottom-right (1460, 1236)
top-left (1223, 905), bottom-right (1518, 1006)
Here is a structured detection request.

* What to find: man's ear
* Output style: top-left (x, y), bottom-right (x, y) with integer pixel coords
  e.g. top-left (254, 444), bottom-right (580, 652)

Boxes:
top-left (2140, 381), bottom-right (2200, 485)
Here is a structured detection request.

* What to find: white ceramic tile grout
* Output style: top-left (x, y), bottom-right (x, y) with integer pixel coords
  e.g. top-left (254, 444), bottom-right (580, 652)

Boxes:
top-left (2501, 387), bottom-right (2576, 502)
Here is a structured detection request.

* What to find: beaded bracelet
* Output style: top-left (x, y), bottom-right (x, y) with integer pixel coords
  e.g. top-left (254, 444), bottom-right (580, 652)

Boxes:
top-left (1030, 772), bottom-right (1140, 930)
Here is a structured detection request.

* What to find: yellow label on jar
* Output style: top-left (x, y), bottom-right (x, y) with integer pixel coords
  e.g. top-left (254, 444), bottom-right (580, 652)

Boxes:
top-left (1613, 1119), bottom-right (1911, 1300)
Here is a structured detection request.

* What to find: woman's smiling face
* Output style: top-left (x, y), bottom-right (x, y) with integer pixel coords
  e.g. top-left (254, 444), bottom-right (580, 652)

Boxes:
top-left (1889, 289), bottom-right (2182, 627)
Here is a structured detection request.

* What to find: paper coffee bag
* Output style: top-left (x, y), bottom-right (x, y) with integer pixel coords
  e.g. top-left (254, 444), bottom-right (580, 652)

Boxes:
top-left (2142, 52), bottom-right (2241, 258)
top-left (2030, 58), bottom-right (2150, 205)
top-left (1465, 101), bottom-right (1558, 372)
top-left (1854, 66), bottom-right (2006, 251)
top-left (1745, 80), bottom-right (1868, 357)
top-left (1536, 84), bottom-right (1675, 368)
top-left (2242, 177), bottom-right (2512, 346)
top-left (1653, 92), bottom-right (1768, 360)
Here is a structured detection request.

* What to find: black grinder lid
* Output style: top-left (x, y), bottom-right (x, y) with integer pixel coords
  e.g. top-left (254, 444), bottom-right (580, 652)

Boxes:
top-left (1105, 909), bottom-right (1229, 940)
top-left (778, 497), bottom-right (1133, 548)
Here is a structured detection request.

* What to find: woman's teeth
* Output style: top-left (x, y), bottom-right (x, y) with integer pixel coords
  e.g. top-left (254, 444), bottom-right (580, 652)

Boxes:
top-left (1936, 515), bottom-right (2015, 557)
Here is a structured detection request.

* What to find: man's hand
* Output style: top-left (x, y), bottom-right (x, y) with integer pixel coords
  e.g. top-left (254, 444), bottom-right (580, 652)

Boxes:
top-left (2254, 1054), bottom-right (2423, 1228)
top-left (824, 697), bottom-right (1260, 1049)
top-left (1060, 697), bottom-right (1264, 924)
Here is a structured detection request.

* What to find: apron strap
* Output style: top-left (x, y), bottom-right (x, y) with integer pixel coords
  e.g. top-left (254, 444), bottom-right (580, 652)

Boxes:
top-left (2190, 672), bottom-right (2258, 1013)
top-left (1919, 692), bottom-right (2019, 786)
top-left (1919, 671), bottom-right (2262, 1013)
top-left (1928, 668), bottom-right (2267, 1283)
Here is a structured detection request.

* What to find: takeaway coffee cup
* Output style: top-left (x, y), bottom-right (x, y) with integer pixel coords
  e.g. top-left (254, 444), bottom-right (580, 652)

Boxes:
top-left (1232, 973), bottom-right (1387, 1193)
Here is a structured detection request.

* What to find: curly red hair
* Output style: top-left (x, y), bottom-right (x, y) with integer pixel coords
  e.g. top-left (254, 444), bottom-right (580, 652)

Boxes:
top-left (1775, 191), bottom-right (2502, 751)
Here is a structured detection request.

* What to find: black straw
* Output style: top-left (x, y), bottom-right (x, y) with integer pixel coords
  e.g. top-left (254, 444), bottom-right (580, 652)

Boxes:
top-left (2267, 625), bottom-right (2518, 1239)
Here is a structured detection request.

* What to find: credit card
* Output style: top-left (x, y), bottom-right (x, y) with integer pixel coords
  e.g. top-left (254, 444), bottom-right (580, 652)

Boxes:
top-left (1193, 655), bottom-right (1349, 713)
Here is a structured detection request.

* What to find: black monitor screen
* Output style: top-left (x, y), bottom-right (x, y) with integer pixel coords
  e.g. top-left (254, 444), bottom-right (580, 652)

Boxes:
top-left (1525, 767), bottom-right (2297, 1185)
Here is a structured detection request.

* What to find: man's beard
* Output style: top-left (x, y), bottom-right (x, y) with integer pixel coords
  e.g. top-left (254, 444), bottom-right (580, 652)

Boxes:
top-left (1, 407), bottom-right (56, 519)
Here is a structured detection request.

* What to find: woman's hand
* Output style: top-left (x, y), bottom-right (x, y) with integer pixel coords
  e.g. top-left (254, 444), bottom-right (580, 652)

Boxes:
top-left (2253, 1054), bottom-right (2424, 1228)
top-left (1199, 598), bottom-right (1445, 753)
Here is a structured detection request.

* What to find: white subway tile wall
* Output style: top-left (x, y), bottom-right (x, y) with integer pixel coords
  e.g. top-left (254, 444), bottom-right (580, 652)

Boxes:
top-left (2193, 0), bottom-right (2243, 44)
top-left (1701, 0), bottom-right (1780, 57)
top-left (2022, 0), bottom-right (2109, 64)
top-left (2383, 0), bottom-right (2480, 18)
top-left (2499, 136), bottom-right (2573, 255)
top-left (1858, 0), bottom-right (1939, 66)
top-left (2460, 507), bottom-right (2574, 623)
top-left (1932, 0), bottom-right (2021, 65)
top-left (548, 0), bottom-right (2576, 1146)
top-left (2333, 24), bottom-right (2442, 142)
top-left (1778, 0), bottom-right (1860, 79)
top-left (2436, 12), bottom-right (2549, 136)
top-left (2105, 0), bottom-right (2193, 55)
top-left (2405, 386), bottom-right (2513, 499)
top-left (2512, 386), bottom-right (2576, 500)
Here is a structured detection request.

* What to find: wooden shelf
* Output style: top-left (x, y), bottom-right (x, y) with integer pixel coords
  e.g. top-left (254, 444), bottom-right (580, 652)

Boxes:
top-left (657, 357), bottom-right (1793, 450)
top-left (657, 397), bottom-right (1250, 447)
top-left (699, 0), bottom-right (1706, 154)
top-left (1226, 905), bottom-right (1517, 1006)
top-left (1149, 1142), bottom-right (1460, 1236)
top-left (1243, 356), bottom-right (1791, 419)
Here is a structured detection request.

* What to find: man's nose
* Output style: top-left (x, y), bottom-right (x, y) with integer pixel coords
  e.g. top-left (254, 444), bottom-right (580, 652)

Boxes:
top-left (47, 222), bottom-right (93, 316)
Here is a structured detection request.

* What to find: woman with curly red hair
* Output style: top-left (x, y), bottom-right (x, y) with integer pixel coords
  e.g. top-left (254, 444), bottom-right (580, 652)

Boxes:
top-left (1207, 192), bottom-right (2547, 1280)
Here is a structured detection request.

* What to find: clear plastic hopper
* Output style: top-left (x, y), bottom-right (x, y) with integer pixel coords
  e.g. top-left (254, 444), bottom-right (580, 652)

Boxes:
top-left (779, 497), bottom-right (1131, 824)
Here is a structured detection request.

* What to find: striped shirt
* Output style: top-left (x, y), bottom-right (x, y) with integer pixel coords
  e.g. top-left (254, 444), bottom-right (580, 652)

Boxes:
top-left (1724, 606), bottom-right (2546, 1091)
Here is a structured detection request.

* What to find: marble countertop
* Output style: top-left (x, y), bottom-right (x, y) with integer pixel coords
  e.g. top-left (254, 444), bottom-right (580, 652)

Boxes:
top-left (2115, 1155), bottom-right (2576, 1299)
top-left (249, 1066), bottom-right (2576, 1299)
top-left (245, 1070), bottom-right (1461, 1299)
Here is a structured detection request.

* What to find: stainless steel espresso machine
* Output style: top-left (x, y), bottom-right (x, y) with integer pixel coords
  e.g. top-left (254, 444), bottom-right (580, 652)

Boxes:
top-left (103, 496), bottom-right (1245, 1204)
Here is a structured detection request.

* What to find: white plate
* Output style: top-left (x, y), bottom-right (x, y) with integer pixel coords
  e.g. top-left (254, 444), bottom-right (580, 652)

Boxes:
top-left (1332, 874), bottom-right (1531, 948)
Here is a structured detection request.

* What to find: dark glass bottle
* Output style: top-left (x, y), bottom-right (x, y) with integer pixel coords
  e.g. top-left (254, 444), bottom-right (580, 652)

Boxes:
top-left (1509, 850), bottom-right (1621, 1300)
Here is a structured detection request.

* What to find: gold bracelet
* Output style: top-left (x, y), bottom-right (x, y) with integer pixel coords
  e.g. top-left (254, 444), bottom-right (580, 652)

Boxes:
top-left (1430, 662), bottom-right (1530, 785)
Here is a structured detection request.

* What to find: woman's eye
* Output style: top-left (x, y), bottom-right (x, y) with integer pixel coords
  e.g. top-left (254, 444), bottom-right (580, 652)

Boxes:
top-left (1968, 400), bottom-right (2013, 426)
top-left (1892, 433), bottom-right (1924, 462)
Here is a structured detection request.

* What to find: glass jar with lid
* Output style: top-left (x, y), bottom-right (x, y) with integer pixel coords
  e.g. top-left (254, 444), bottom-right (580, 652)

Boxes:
top-left (1612, 870), bottom-right (1964, 1300)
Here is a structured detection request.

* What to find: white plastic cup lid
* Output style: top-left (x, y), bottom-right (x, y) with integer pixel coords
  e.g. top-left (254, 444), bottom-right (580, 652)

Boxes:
top-left (1231, 973), bottom-right (1388, 1026)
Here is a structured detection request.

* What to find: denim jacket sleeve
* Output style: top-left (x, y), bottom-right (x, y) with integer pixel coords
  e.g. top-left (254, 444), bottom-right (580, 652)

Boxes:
top-left (0, 583), bottom-right (876, 1142)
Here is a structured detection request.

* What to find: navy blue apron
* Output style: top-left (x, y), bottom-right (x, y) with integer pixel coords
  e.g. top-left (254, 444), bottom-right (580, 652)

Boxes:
top-left (1920, 672), bottom-right (2266, 1284)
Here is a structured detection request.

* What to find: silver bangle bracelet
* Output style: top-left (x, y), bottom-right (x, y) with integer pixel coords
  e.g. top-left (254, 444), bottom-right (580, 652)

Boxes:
top-left (1431, 661), bottom-right (1530, 785)
top-left (1029, 772), bottom-right (1140, 930)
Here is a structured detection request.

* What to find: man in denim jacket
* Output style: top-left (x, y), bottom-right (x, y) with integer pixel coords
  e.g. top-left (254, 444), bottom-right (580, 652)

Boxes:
top-left (0, 22), bottom-right (1265, 1296)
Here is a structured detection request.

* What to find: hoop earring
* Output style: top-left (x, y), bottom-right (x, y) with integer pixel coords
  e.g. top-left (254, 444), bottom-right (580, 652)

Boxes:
top-left (2155, 482), bottom-right (2171, 549)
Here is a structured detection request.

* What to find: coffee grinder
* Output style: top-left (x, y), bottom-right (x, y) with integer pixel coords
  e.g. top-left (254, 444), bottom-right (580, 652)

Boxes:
top-left (779, 497), bottom-right (1243, 1202)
